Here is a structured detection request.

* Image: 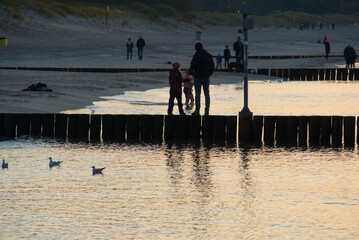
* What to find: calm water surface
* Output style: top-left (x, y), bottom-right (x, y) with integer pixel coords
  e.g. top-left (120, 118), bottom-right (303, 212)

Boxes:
top-left (65, 80), bottom-right (359, 116)
top-left (1, 139), bottom-right (359, 239)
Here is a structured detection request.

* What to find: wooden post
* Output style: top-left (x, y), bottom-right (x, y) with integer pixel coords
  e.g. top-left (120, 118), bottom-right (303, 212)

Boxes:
top-left (90, 115), bottom-right (101, 141)
top-left (175, 115), bottom-right (189, 140)
top-left (355, 69), bottom-right (359, 80)
top-left (336, 68), bottom-right (343, 80)
top-left (312, 69), bottom-right (319, 81)
top-left (113, 115), bottom-right (126, 141)
top-left (309, 116), bottom-right (321, 146)
top-left (55, 114), bottom-right (68, 139)
top-left (357, 117), bottom-right (359, 146)
top-left (188, 115), bottom-right (201, 140)
top-left (282, 69), bottom-right (289, 79)
top-left (226, 116), bottom-right (237, 142)
top-left (330, 69), bottom-right (336, 80)
top-left (152, 115), bottom-right (164, 140)
top-left (332, 116), bottom-right (343, 147)
top-left (298, 116), bottom-right (308, 146)
top-left (320, 116), bottom-right (331, 146)
top-left (263, 116), bottom-right (275, 146)
top-left (252, 115), bottom-right (263, 145)
top-left (127, 115), bottom-right (140, 141)
top-left (164, 115), bottom-right (176, 140)
top-left (341, 69), bottom-right (348, 81)
top-left (343, 116), bottom-right (355, 147)
top-left (102, 114), bottom-right (113, 141)
top-left (300, 69), bottom-right (307, 80)
top-left (325, 68), bottom-right (331, 80)
top-left (307, 69), bottom-right (313, 81)
top-left (348, 69), bottom-right (354, 80)
top-left (319, 69), bottom-right (325, 81)
top-left (42, 114), bottom-right (55, 137)
top-left (289, 69), bottom-right (300, 80)
top-left (213, 115), bottom-right (226, 141)
top-left (202, 115), bottom-right (214, 141)
top-left (287, 116), bottom-right (298, 145)
top-left (275, 116), bottom-right (287, 145)
top-left (4, 113), bottom-right (16, 138)
top-left (238, 112), bottom-right (253, 144)
top-left (141, 115), bottom-right (152, 140)
top-left (68, 114), bottom-right (79, 139)
top-left (78, 114), bottom-right (90, 140)
top-left (31, 114), bottom-right (42, 136)
top-left (277, 69), bottom-right (283, 78)
top-left (17, 114), bottom-right (31, 137)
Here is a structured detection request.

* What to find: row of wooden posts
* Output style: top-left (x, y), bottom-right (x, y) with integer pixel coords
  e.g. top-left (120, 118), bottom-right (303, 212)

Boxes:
top-left (1, 66), bottom-right (358, 81)
top-left (0, 113), bottom-right (358, 147)
top-left (254, 68), bottom-right (359, 81)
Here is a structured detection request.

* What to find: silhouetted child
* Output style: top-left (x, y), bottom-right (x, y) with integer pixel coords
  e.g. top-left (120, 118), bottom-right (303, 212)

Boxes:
top-left (216, 53), bottom-right (222, 69)
top-left (183, 69), bottom-right (194, 107)
top-left (168, 62), bottom-right (185, 115)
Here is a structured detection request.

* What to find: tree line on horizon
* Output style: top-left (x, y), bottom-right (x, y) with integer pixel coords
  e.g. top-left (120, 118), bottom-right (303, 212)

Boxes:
top-left (58, 0), bottom-right (358, 15)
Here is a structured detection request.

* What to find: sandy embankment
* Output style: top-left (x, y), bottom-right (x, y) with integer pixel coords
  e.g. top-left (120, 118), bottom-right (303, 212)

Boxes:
top-left (0, 11), bottom-right (358, 113)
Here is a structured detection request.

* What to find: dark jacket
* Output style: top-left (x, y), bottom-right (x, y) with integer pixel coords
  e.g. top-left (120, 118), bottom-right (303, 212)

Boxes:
top-left (349, 47), bottom-right (356, 64)
top-left (189, 49), bottom-right (215, 79)
top-left (224, 49), bottom-right (231, 59)
top-left (126, 41), bottom-right (134, 52)
top-left (136, 38), bottom-right (145, 48)
top-left (169, 68), bottom-right (183, 94)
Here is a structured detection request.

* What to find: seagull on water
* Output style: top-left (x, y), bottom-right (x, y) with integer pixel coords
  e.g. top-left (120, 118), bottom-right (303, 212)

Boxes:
top-left (49, 157), bottom-right (62, 168)
top-left (2, 159), bottom-right (8, 169)
top-left (91, 166), bottom-right (105, 175)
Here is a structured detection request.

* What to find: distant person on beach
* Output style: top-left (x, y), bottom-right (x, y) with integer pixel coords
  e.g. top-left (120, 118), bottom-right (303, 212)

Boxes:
top-left (183, 69), bottom-right (194, 107)
top-left (324, 37), bottom-right (330, 60)
top-left (344, 45), bottom-right (351, 68)
top-left (349, 46), bottom-right (356, 69)
top-left (233, 36), bottom-right (243, 65)
top-left (189, 42), bottom-right (214, 116)
top-left (216, 53), bottom-right (222, 69)
top-left (126, 38), bottom-right (134, 60)
top-left (136, 36), bottom-right (146, 60)
top-left (167, 62), bottom-right (185, 115)
top-left (223, 45), bottom-right (231, 69)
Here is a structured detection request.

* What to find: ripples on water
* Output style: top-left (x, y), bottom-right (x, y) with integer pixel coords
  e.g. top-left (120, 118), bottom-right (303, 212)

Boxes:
top-left (1, 138), bottom-right (359, 239)
top-left (65, 80), bottom-right (359, 116)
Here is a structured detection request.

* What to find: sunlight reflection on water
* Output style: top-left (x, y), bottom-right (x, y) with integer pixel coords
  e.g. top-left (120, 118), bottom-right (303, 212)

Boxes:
top-left (1, 139), bottom-right (359, 239)
top-left (65, 80), bottom-right (359, 116)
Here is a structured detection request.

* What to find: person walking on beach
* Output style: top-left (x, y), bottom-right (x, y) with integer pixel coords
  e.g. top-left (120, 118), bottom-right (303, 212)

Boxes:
top-left (349, 46), bottom-right (356, 69)
top-left (136, 36), bottom-right (145, 60)
top-left (233, 36), bottom-right (243, 65)
top-left (167, 62), bottom-right (185, 115)
top-left (126, 38), bottom-right (134, 60)
top-left (216, 53), bottom-right (222, 69)
top-left (324, 37), bottom-right (330, 60)
top-left (223, 45), bottom-right (231, 69)
top-left (189, 42), bottom-right (214, 116)
top-left (344, 45), bottom-right (351, 69)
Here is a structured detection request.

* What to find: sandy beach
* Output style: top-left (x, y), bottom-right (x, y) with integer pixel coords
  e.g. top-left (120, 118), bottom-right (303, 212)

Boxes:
top-left (0, 11), bottom-right (358, 113)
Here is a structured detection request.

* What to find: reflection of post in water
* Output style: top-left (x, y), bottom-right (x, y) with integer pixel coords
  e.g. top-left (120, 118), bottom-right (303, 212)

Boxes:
top-left (191, 143), bottom-right (213, 198)
top-left (165, 142), bottom-right (185, 186)
top-left (238, 147), bottom-right (258, 234)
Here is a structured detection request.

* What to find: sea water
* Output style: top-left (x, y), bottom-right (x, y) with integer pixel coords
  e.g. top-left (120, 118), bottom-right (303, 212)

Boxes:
top-left (2, 80), bottom-right (359, 239)
top-left (64, 80), bottom-right (359, 116)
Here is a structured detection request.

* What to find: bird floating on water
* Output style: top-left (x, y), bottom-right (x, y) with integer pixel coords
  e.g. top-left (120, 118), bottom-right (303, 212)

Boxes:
top-left (91, 166), bottom-right (105, 175)
top-left (2, 159), bottom-right (8, 169)
top-left (49, 157), bottom-right (62, 168)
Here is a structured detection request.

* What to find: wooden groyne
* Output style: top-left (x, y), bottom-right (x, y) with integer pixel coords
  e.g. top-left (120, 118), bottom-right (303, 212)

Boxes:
top-left (1, 66), bottom-right (357, 81)
top-left (1, 113), bottom-right (357, 147)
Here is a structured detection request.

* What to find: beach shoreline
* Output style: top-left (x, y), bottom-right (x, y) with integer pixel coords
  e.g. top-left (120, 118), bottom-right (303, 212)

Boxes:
top-left (0, 13), bottom-right (358, 114)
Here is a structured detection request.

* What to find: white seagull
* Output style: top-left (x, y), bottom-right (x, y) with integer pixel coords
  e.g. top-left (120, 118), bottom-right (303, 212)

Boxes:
top-left (91, 166), bottom-right (105, 175)
top-left (49, 157), bottom-right (62, 168)
top-left (2, 159), bottom-right (8, 169)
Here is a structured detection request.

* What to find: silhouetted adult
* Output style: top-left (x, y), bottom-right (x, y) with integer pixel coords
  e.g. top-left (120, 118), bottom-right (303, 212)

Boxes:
top-left (344, 45), bottom-right (351, 69)
top-left (233, 36), bottom-right (243, 65)
top-left (136, 36), bottom-right (145, 60)
top-left (189, 42), bottom-right (214, 115)
top-left (126, 38), bottom-right (134, 60)
top-left (349, 46), bottom-right (356, 69)
top-left (324, 38), bottom-right (330, 60)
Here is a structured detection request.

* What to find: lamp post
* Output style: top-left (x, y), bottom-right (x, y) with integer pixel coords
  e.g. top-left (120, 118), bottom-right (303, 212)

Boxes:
top-left (240, 2), bottom-right (253, 113)
top-left (238, 2), bottom-right (254, 143)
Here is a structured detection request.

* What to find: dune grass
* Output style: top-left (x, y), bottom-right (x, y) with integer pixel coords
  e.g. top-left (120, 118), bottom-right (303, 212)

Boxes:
top-left (0, 0), bottom-right (358, 28)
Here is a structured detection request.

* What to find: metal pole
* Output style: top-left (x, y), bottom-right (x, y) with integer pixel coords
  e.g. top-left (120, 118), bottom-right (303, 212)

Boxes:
top-left (241, 10), bottom-right (250, 113)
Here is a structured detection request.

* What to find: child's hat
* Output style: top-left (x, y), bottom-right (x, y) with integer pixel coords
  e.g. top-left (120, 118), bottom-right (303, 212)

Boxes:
top-left (172, 62), bottom-right (180, 69)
